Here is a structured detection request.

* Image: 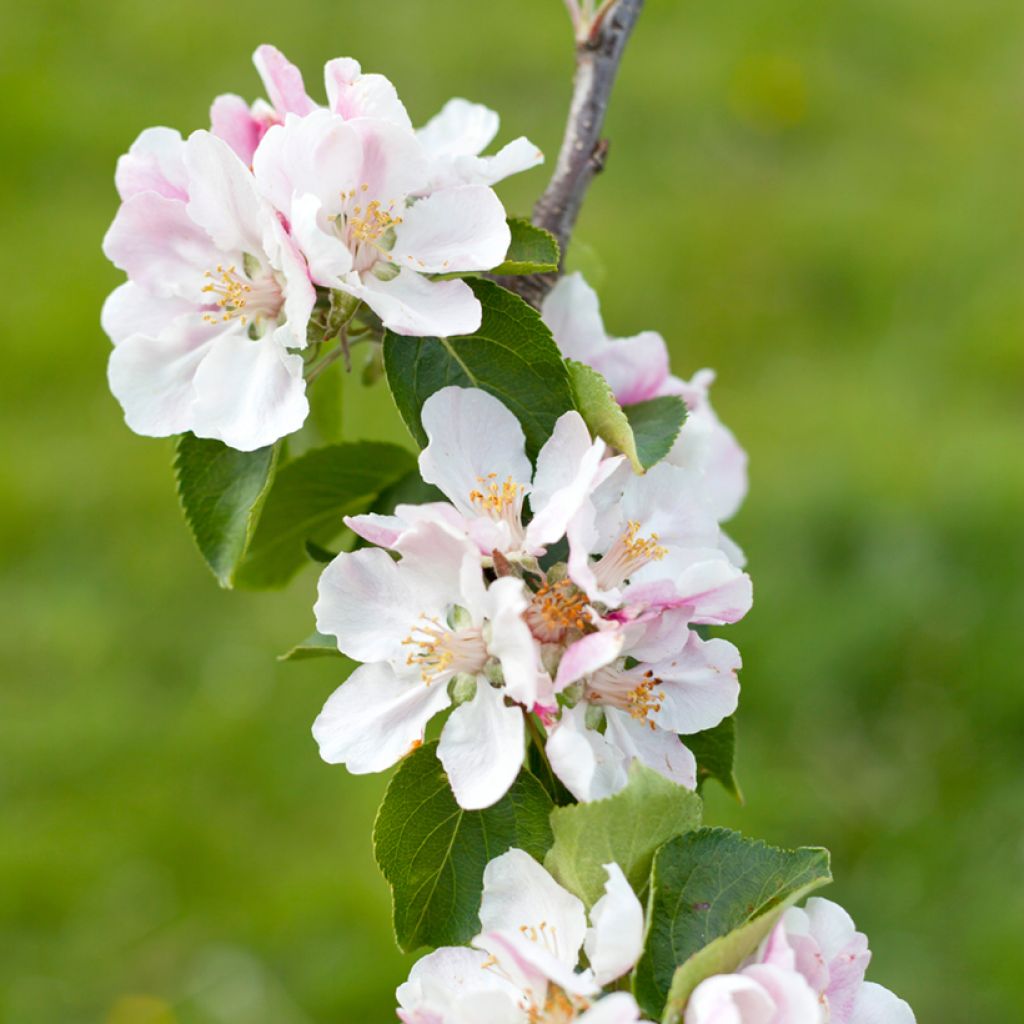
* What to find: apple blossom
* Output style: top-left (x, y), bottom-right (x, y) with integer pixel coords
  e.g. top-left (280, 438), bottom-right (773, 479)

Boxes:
top-left (547, 627), bottom-right (741, 801)
top-left (101, 129), bottom-right (315, 450)
top-left (252, 109), bottom-right (511, 336)
top-left (541, 273), bottom-right (748, 523)
top-left (396, 849), bottom-right (650, 1024)
top-left (347, 386), bottom-right (617, 562)
top-left (312, 521), bottom-right (542, 809)
top-left (685, 899), bottom-right (915, 1024)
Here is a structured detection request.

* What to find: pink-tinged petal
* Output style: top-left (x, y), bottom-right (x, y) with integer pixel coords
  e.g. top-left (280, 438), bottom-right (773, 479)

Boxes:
top-left (577, 992), bottom-right (645, 1024)
top-left (260, 217), bottom-right (316, 349)
top-left (190, 331), bottom-right (308, 450)
top-left (584, 864), bottom-right (645, 985)
top-left (621, 463), bottom-right (721, 551)
top-left (474, 929), bottom-right (596, 1007)
top-left (184, 131), bottom-right (266, 257)
top-left (347, 270), bottom-right (482, 337)
top-left (312, 661), bottom-right (450, 773)
top-left (389, 186), bottom-right (511, 274)
top-left (741, 964), bottom-right (823, 1023)
top-left (684, 972), bottom-right (778, 1024)
top-left (625, 554), bottom-right (753, 625)
top-left (590, 329), bottom-right (671, 407)
top-left (418, 387), bottom-right (533, 516)
top-left (393, 520), bottom-right (481, 613)
top-left (438, 682), bottom-right (524, 810)
top-left (546, 704), bottom-right (629, 802)
top-left (848, 982), bottom-right (915, 1024)
top-left (287, 193), bottom-right (355, 286)
top-left (619, 607), bottom-right (691, 664)
top-left (418, 99), bottom-right (499, 158)
top-left (759, 919), bottom-right (799, 971)
top-left (107, 318), bottom-right (220, 437)
top-left (541, 272), bottom-right (607, 366)
top-left (484, 576), bottom-right (538, 706)
top-left (344, 503), bottom-right (470, 550)
top-left (445, 136), bottom-right (545, 188)
top-left (324, 57), bottom-right (412, 128)
top-left (478, 849), bottom-right (588, 967)
top-left (101, 282), bottom-right (191, 346)
top-left (351, 118), bottom-right (429, 205)
top-left (210, 93), bottom-right (263, 165)
top-left (604, 710), bottom-right (697, 790)
top-left (314, 546), bottom-right (426, 662)
top-left (115, 126), bottom-right (188, 201)
top-left (102, 192), bottom-right (219, 301)
top-left (527, 411), bottom-right (609, 550)
top-left (555, 630), bottom-right (625, 692)
top-left (649, 633), bottom-right (741, 735)
top-left (252, 44), bottom-right (316, 116)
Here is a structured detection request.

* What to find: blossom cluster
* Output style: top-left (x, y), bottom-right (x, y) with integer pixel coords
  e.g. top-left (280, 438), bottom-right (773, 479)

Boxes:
top-left (313, 276), bottom-right (751, 808)
top-left (396, 848), bottom-right (915, 1024)
top-left (101, 45), bottom-right (542, 450)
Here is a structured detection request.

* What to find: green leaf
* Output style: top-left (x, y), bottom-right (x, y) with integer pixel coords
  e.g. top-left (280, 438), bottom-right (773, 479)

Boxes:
top-left (383, 279), bottom-right (575, 457)
top-left (686, 716), bottom-right (742, 800)
top-left (634, 828), bottom-right (832, 1020)
top-left (235, 441), bottom-right (415, 589)
top-left (624, 396), bottom-right (688, 469)
top-left (373, 741), bottom-right (554, 952)
top-left (567, 361), bottom-right (687, 472)
top-left (544, 762), bottom-right (702, 909)
top-left (173, 434), bottom-right (278, 588)
top-left (491, 218), bottom-right (560, 274)
top-left (277, 630), bottom-right (343, 662)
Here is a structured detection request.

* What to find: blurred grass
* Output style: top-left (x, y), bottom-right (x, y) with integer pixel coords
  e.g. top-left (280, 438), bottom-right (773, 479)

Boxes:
top-left (1, 0), bottom-right (1022, 1020)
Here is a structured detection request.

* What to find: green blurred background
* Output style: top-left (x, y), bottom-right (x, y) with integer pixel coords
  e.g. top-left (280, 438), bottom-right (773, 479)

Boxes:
top-left (2, 0), bottom-right (1022, 1020)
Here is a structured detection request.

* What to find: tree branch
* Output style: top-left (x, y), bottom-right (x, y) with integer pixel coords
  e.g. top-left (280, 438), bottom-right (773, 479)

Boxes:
top-left (498, 0), bottom-right (644, 308)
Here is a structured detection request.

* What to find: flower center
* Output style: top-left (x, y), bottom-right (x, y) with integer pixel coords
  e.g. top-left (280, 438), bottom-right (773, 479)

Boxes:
top-left (592, 519), bottom-right (667, 590)
top-left (201, 263), bottom-right (283, 329)
top-left (335, 183), bottom-right (404, 272)
top-left (469, 474), bottom-right (527, 543)
top-left (401, 615), bottom-right (487, 684)
top-left (587, 664), bottom-right (667, 728)
top-left (525, 579), bottom-right (592, 644)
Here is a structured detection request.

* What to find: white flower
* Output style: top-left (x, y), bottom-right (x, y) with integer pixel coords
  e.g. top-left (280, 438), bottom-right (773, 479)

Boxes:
top-left (252, 109), bottom-right (511, 337)
top-left (101, 130), bottom-right (315, 450)
top-left (397, 849), bottom-right (650, 1024)
top-left (685, 899), bottom-right (916, 1024)
top-left (312, 522), bottom-right (540, 809)
top-left (546, 627), bottom-right (741, 801)
top-left (347, 386), bottom-right (617, 562)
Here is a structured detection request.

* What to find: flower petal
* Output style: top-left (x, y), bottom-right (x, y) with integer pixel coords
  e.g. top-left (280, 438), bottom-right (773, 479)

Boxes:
top-left (101, 282), bottom-right (192, 346)
top-left (555, 630), bottom-right (625, 692)
top-left (210, 93), bottom-right (263, 165)
top-left (252, 44), bottom-right (316, 116)
top-left (483, 576), bottom-right (538, 706)
top-left (312, 661), bottom-right (450, 773)
top-left (546, 704), bottom-right (629, 802)
top-left (848, 982), bottom-right (916, 1024)
top-left (584, 864), bottom-right (645, 986)
top-left (418, 387), bottom-right (533, 517)
top-left (418, 99), bottom-right (499, 158)
top-left (115, 126), bottom-right (188, 201)
top-left (447, 136), bottom-right (545, 188)
top-left (577, 992), bottom-right (645, 1024)
top-left (604, 710), bottom-right (697, 790)
top-left (683, 972), bottom-right (778, 1024)
top-left (347, 270), bottom-right (482, 337)
top-left (649, 633), bottom-right (741, 735)
top-left (324, 57), bottom-right (412, 129)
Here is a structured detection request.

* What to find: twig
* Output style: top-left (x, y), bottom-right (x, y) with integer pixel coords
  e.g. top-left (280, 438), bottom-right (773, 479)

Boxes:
top-left (499, 0), bottom-right (644, 308)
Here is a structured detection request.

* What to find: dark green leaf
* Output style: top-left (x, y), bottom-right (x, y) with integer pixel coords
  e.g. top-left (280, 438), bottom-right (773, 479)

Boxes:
top-left (634, 828), bottom-right (831, 1020)
top-left (173, 434), bottom-right (278, 588)
top-left (490, 217), bottom-right (560, 274)
top-left (277, 630), bottom-right (343, 662)
top-left (236, 441), bottom-right (414, 589)
top-left (373, 741), bottom-right (554, 952)
top-left (544, 762), bottom-right (702, 908)
top-left (383, 279), bottom-right (574, 457)
top-left (686, 716), bottom-right (741, 800)
top-left (624, 396), bottom-right (688, 470)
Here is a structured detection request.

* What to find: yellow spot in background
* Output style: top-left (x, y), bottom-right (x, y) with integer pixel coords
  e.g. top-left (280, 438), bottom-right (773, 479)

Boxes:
top-left (105, 994), bottom-right (177, 1024)
top-left (729, 55), bottom-right (808, 133)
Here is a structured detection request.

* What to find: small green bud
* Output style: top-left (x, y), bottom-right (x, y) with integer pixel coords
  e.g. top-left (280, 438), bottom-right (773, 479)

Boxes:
top-left (449, 674), bottom-right (478, 705)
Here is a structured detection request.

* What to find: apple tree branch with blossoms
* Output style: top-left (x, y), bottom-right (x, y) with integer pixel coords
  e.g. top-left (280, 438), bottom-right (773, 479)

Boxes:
top-left (100, 5), bottom-right (917, 1023)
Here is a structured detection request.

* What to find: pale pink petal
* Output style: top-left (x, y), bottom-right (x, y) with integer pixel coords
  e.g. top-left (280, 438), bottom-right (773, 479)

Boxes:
top-left (252, 44), bottom-right (316, 116)
top-left (589, 329), bottom-right (671, 406)
top-left (546, 704), bottom-right (629, 802)
top-left (344, 503), bottom-right (470, 550)
top-left (625, 553), bottom-right (753, 625)
top-left (446, 136), bottom-right (545, 188)
top-left (324, 57), bottom-right (412, 128)
top-left (261, 218), bottom-right (316, 349)
top-left (418, 387), bottom-right (533, 517)
top-left (396, 945), bottom-right (519, 1022)
top-left (649, 634), bottom-right (741, 735)
top-left (418, 99), bottom-right (499, 158)
top-left (684, 972), bottom-right (777, 1024)
top-left (604, 710), bottom-right (697, 790)
top-left (107, 318), bottom-right (220, 437)
top-left (347, 270), bottom-right (482, 337)
top-left (577, 993), bottom-right (645, 1024)
top-left (210, 93), bottom-right (263, 165)
top-left (478, 848), bottom-right (588, 966)
top-left (584, 864), bottom-right (645, 985)
top-left (474, 929), bottom-right (596, 1005)
top-left (312, 661), bottom-right (451, 773)
top-left (438, 682), bottom-right (524, 810)
top-left (484, 576), bottom-right (538, 706)
top-left (390, 186), bottom-right (510, 273)
top-left (115, 126), bottom-right (188, 201)
top-left (184, 131), bottom-right (266, 257)
top-left (190, 330), bottom-right (308, 450)
top-left (848, 982), bottom-right (915, 1024)
top-left (555, 630), bottom-right (625, 692)
top-left (101, 282), bottom-right (191, 345)
top-left (288, 193), bottom-right (355, 286)
top-left (351, 118), bottom-right (428, 205)
top-left (742, 964), bottom-right (823, 1023)
top-left (541, 272), bottom-right (607, 365)
top-left (102, 192), bottom-right (219, 301)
